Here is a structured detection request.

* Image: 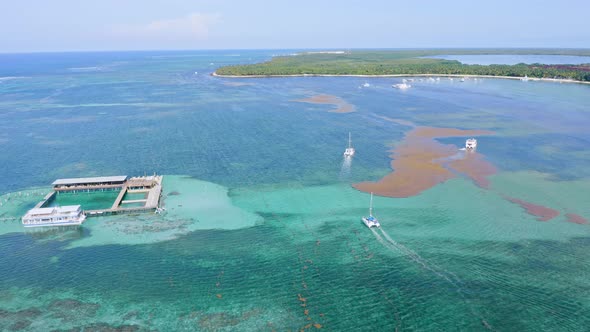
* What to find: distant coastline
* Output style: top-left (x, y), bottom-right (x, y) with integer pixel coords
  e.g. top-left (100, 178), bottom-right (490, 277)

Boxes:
top-left (212, 72), bottom-right (590, 85)
top-left (213, 49), bottom-right (590, 83)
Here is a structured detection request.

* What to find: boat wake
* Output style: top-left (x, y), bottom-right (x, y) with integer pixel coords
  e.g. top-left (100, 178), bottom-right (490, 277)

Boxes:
top-left (339, 156), bottom-right (352, 180)
top-left (371, 228), bottom-right (462, 286)
top-left (371, 228), bottom-right (494, 329)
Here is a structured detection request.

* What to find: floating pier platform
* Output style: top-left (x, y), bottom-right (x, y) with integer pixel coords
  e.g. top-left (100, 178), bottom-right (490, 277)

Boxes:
top-left (39, 175), bottom-right (164, 219)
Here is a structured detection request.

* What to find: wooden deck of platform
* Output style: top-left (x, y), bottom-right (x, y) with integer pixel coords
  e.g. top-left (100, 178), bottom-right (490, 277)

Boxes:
top-left (26, 175), bottom-right (164, 219)
top-left (35, 191), bottom-right (56, 208)
top-left (54, 184), bottom-right (124, 192)
top-left (111, 185), bottom-right (128, 209)
top-left (87, 175), bottom-right (163, 217)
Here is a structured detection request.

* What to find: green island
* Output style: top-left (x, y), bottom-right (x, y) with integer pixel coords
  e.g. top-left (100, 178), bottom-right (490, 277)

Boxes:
top-left (215, 49), bottom-right (590, 82)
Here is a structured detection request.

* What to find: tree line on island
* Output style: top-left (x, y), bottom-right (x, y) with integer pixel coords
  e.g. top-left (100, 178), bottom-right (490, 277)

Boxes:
top-left (215, 50), bottom-right (590, 82)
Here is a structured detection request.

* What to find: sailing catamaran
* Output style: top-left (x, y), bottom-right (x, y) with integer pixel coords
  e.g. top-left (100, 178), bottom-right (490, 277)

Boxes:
top-left (343, 132), bottom-right (355, 157)
top-left (362, 192), bottom-right (380, 228)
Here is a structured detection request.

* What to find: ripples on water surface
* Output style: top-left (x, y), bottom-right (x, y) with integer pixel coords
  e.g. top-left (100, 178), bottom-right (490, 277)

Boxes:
top-left (0, 51), bottom-right (589, 331)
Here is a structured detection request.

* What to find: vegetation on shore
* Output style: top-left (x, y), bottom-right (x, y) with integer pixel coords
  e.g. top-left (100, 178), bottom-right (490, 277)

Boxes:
top-left (215, 50), bottom-right (590, 82)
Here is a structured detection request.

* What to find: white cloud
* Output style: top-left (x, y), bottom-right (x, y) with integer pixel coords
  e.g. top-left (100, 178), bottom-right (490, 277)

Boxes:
top-left (108, 12), bottom-right (220, 46)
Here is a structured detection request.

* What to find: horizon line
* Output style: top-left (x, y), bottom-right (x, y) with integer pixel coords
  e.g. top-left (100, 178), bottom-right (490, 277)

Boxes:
top-left (2, 46), bottom-right (590, 55)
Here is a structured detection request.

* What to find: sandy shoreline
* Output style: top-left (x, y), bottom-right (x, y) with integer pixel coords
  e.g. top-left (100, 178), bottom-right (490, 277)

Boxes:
top-left (213, 72), bottom-right (590, 85)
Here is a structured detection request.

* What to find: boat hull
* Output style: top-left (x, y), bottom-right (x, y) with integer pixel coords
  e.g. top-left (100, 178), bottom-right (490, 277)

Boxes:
top-left (23, 221), bottom-right (84, 228)
top-left (362, 216), bottom-right (380, 228)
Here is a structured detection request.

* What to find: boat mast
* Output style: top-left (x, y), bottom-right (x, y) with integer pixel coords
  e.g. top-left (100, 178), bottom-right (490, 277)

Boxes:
top-left (348, 132), bottom-right (352, 149)
top-left (369, 192), bottom-right (373, 216)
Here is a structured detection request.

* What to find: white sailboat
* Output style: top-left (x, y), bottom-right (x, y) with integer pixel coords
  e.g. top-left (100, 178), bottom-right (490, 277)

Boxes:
top-left (343, 132), bottom-right (355, 157)
top-left (362, 192), bottom-right (380, 228)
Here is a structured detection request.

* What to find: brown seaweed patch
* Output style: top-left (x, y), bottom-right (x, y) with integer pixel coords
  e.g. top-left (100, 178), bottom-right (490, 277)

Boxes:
top-left (223, 81), bottom-right (254, 87)
top-left (373, 115), bottom-right (415, 127)
top-left (413, 127), bottom-right (493, 139)
top-left (294, 94), bottom-right (356, 113)
top-left (314, 323), bottom-right (323, 329)
top-left (354, 126), bottom-right (494, 197)
top-left (565, 213), bottom-right (588, 224)
top-left (448, 152), bottom-right (497, 188)
top-left (505, 196), bottom-right (560, 221)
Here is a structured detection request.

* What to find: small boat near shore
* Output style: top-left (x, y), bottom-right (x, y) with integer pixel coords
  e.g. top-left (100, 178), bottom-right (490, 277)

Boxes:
top-left (392, 83), bottom-right (411, 90)
top-left (362, 193), bottom-right (380, 228)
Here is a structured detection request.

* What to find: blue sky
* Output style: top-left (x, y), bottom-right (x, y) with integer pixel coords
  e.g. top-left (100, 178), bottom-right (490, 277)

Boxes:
top-left (1, 0), bottom-right (588, 52)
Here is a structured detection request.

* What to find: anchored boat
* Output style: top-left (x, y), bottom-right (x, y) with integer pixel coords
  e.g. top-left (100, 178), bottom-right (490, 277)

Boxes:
top-left (392, 83), bottom-right (411, 90)
top-left (22, 205), bottom-right (86, 227)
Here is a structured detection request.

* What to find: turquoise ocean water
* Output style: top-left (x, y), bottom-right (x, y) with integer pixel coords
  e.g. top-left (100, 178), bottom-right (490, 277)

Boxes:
top-left (0, 51), bottom-right (589, 331)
